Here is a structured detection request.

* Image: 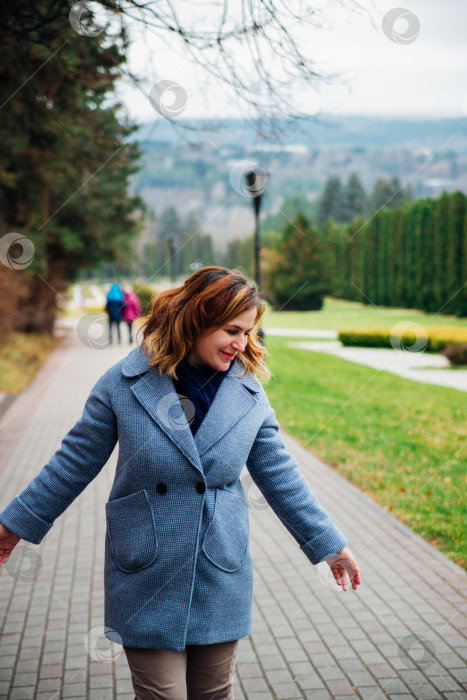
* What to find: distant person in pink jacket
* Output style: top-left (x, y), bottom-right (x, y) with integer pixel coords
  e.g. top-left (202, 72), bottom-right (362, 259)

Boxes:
top-left (122, 285), bottom-right (142, 344)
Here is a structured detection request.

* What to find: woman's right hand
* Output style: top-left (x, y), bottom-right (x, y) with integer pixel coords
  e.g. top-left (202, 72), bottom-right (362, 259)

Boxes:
top-left (0, 521), bottom-right (21, 566)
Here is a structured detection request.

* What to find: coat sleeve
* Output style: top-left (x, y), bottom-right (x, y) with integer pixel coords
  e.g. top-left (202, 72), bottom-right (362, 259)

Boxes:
top-left (245, 390), bottom-right (348, 565)
top-left (0, 369), bottom-right (120, 545)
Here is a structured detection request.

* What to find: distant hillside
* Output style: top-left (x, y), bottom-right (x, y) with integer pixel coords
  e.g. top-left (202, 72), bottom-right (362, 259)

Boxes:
top-left (135, 115), bottom-right (467, 151)
top-left (131, 116), bottom-right (467, 252)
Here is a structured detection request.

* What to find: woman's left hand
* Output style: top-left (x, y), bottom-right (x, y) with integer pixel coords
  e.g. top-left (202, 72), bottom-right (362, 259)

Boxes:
top-left (326, 546), bottom-right (361, 591)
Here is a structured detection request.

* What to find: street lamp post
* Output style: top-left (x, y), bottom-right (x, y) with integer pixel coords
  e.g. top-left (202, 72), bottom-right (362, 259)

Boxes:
top-left (245, 167), bottom-right (268, 344)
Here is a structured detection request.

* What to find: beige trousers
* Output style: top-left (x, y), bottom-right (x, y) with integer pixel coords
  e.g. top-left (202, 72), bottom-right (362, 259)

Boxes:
top-left (123, 639), bottom-right (239, 700)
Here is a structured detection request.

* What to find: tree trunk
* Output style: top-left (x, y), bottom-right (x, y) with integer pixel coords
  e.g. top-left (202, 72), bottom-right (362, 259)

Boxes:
top-left (0, 266), bottom-right (29, 339)
top-left (15, 263), bottom-right (66, 335)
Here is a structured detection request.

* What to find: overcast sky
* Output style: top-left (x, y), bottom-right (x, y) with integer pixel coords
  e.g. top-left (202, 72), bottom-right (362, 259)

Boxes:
top-left (114, 0), bottom-right (467, 124)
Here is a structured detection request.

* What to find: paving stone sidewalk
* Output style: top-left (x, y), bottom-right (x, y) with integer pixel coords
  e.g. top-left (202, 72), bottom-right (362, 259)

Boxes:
top-left (0, 327), bottom-right (466, 700)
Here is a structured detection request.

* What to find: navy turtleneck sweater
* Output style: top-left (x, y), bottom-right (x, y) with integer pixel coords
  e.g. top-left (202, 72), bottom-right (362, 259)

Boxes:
top-left (173, 355), bottom-right (235, 435)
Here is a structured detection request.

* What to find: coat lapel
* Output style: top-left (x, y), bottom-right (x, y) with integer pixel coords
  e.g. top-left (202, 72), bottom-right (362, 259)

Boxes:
top-left (130, 366), bottom-right (204, 476)
top-left (193, 367), bottom-right (259, 457)
top-left (123, 348), bottom-right (261, 475)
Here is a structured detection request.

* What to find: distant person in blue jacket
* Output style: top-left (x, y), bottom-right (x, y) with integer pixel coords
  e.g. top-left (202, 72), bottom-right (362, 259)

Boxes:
top-left (0, 266), bottom-right (361, 700)
top-left (105, 283), bottom-right (124, 344)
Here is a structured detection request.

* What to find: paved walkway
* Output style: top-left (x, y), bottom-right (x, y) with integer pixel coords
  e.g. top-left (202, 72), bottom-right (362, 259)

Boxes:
top-left (264, 329), bottom-right (338, 339)
top-left (263, 327), bottom-right (467, 392)
top-left (0, 326), bottom-right (466, 700)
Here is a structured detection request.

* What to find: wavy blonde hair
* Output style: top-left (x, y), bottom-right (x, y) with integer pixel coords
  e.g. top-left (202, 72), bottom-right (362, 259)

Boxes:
top-left (135, 266), bottom-right (271, 381)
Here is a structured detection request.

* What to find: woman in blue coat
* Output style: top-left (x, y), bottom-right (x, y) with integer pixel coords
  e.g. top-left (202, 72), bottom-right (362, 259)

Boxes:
top-left (0, 266), bottom-right (360, 699)
top-left (105, 282), bottom-right (124, 344)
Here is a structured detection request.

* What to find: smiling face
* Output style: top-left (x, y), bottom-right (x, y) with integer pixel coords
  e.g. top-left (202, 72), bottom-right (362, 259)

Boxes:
top-left (187, 306), bottom-right (258, 371)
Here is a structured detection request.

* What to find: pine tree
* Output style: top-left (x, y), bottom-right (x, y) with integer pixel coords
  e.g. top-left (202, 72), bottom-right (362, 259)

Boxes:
top-left (159, 206), bottom-right (184, 242)
top-left (370, 177), bottom-right (412, 213)
top-left (263, 214), bottom-right (330, 310)
top-left (365, 216), bottom-right (379, 305)
top-left (420, 200), bottom-right (436, 312)
top-left (316, 177), bottom-right (345, 227)
top-left (391, 209), bottom-right (404, 306)
top-left (412, 200), bottom-right (426, 310)
top-left (432, 192), bottom-right (450, 311)
top-left (456, 210), bottom-right (467, 317)
top-left (0, 1), bottom-right (143, 332)
top-left (444, 191), bottom-right (466, 315)
top-left (341, 172), bottom-right (369, 222)
top-left (405, 204), bottom-right (419, 308)
top-left (320, 219), bottom-right (342, 297)
top-left (378, 210), bottom-right (391, 306)
top-left (347, 218), bottom-right (365, 301)
top-left (385, 209), bottom-right (397, 306)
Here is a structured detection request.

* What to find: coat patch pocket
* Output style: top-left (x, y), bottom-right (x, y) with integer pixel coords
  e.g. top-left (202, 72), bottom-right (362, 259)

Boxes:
top-left (106, 490), bottom-right (158, 572)
top-left (202, 489), bottom-right (249, 572)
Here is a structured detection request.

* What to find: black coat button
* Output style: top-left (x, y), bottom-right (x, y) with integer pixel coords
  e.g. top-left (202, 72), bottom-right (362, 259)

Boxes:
top-left (156, 483), bottom-right (167, 494)
top-left (196, 482), bottom-right (206, 494)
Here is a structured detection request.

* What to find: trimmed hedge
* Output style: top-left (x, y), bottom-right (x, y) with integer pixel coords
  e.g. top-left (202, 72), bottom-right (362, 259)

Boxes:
top-left (135, 285), bottom-right (157, 316)
top-left (324, 191), bottom-right (467, 317)
top-left (338, 327), bottom-right (467, 353)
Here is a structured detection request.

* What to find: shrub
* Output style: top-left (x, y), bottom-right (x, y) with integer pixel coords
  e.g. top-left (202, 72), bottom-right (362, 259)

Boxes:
top-left (338, 327), bottom-right (467, 353)
top-left (135, 285), bottom-right (156, 316)
top-left (441, 343), bottom-right (467, 365)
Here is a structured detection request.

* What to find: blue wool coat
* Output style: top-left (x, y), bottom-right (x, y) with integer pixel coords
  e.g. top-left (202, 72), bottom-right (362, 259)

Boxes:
top-left (0, 346), bottom-right (348, 651)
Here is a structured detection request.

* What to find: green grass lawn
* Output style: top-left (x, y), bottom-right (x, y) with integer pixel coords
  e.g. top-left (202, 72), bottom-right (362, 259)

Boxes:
top-left (262, 336), bottom-right (467, 570)
top-left (262, 297), bottom-right (467, 330)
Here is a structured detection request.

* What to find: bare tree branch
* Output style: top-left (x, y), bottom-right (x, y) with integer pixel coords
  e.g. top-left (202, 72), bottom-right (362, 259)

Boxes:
top-left (1, 0), bottom-right (375, 134)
